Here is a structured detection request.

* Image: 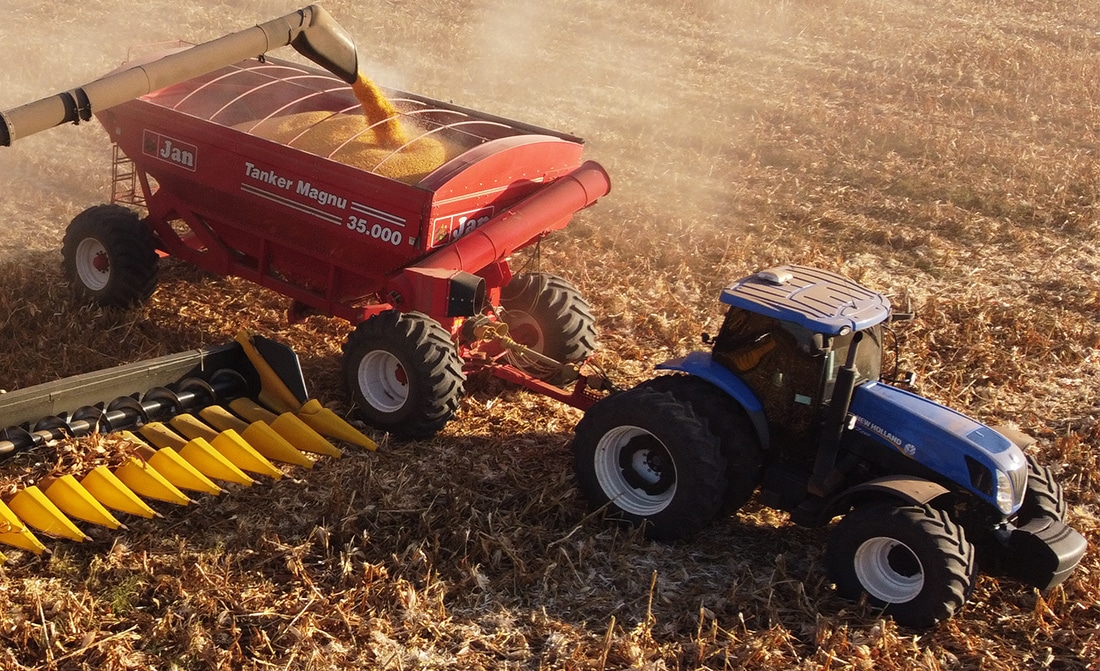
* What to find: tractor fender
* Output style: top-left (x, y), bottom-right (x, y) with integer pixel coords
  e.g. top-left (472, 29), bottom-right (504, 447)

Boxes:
top-left (820, 475), bottom-right (951, 525)
top-left (656, 352), bottom-right (771, 450)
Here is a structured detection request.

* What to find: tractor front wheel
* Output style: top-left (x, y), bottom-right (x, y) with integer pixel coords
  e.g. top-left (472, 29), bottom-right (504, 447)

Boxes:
top-left (499, 272), bottom-right (597, 384)
top-left (572, 386), bottom-right (728, 541)
top-left (62, 204), bottom-right (157, 307)
top-left (825, 503), bottom-right (977, 627)
top-left (1015, 453), bottom-right (1067, 524)
top-left (342, 310), bottom-right (465, 439)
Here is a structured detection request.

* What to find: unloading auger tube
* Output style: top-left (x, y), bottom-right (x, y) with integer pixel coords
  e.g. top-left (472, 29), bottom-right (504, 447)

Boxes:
top-left (0, 4), bottom-right (358, 146)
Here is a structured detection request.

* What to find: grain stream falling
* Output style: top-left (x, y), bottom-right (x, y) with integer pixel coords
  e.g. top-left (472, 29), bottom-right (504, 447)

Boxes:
top-left (351, 72), bottom-right (409, 148)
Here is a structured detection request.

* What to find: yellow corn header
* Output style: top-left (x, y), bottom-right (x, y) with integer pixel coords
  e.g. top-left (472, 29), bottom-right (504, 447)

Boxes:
top-left (0, 332), bottom-right (375, 558)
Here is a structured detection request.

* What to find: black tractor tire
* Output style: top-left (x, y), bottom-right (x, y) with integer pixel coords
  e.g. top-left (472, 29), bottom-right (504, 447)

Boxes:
top-left (342, 310), bottom-right (465, 439)
top-left (62, 204), bottom-right (158, 307)
top-left (826, 503), bottom-right (977, 628)
top-left (572, 386), bottom-right (729, 541)
top-left (635, 375), bottom-right (763, 513)
top-left (499, 272), bottom-right (597, 384)
top-left (1015, 453), bottom-right (1067, 524)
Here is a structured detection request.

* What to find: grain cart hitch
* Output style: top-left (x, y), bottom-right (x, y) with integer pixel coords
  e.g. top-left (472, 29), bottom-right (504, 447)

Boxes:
top-left (0, 333), bottom-right (374, 558)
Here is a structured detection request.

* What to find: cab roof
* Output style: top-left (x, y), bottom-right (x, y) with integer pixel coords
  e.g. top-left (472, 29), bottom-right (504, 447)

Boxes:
top-left (720, 265), bottom-right (892, 335)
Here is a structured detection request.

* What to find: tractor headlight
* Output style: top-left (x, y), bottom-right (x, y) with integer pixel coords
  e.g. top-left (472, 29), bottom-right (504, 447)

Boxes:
top-left (994, 462), bottom-right (1028, 515)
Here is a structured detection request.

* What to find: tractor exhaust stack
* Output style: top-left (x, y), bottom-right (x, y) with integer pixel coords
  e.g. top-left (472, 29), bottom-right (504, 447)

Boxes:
top-left (0, 5), bottom-right (358, 146)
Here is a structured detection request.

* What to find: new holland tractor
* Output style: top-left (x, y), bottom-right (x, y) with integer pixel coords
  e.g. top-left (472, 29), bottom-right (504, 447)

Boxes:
top-left (571, 265), bottom-right (1087, 627)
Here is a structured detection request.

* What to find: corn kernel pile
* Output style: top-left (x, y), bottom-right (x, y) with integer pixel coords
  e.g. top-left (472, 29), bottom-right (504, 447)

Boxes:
top-left (240, 73), bottom-right (459, 184)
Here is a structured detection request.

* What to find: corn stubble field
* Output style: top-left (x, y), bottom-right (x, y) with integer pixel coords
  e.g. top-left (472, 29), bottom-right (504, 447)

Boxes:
top-left (1, 0), bottom-right (1098, 668)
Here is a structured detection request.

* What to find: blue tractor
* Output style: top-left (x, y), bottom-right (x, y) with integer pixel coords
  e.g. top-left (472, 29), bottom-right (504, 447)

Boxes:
top-left (571, 265), bottom-right (1086, 627)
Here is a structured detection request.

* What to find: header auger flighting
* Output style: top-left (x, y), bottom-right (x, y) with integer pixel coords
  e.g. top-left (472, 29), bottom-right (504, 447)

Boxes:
top-left (1, 5), bottom-right (612, 441)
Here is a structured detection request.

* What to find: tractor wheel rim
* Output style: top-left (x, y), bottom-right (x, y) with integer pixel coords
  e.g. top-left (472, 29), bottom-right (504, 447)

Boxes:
top-left (594, 425), bottom-right (676, 516)
top-left (854, 536), bottom-right (925, 603)
top-left (75, 238), bottom-right (110, 290)
top-left (358, 350), bottom-right (408, 413)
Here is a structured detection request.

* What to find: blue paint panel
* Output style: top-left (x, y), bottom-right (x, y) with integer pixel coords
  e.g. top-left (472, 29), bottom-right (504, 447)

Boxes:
top-left (849, 381), bottom-right (1026, 509)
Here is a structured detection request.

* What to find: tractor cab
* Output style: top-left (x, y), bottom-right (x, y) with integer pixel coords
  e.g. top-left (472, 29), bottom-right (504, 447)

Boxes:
top-left (710, 266), bottom-right (891, 460)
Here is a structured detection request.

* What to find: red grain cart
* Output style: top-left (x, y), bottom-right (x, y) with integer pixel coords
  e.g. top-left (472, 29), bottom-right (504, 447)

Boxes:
top-left (2, 6), bottom-right (611, 438)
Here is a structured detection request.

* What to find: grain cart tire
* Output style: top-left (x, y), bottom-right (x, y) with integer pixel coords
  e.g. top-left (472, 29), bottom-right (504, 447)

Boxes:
top-left (1015, 453), bottom-right (1067, 524)
top-left (826, 503), bottom-right (977, 627)
top-left (499, 272), bottom-right (597, 384)
top-left (572, 386), bottom-right (728, 541)
top-left (342, 310), bottom-right (465, 439)
top-left (62, 204), bottom-right (157, 307)
top-left (636, 375), bottom-right (762, 512)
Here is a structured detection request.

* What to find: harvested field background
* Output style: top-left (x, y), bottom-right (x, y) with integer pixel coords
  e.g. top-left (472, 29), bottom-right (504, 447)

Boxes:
top-left (1, 0), bottom-right (1099, 669)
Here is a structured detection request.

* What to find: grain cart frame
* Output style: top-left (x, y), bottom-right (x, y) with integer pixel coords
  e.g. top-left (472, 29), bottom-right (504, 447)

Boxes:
top-left (1, 6), bottom-right (611, 438)
top-left (572, 265), bottom-right (1086, 627)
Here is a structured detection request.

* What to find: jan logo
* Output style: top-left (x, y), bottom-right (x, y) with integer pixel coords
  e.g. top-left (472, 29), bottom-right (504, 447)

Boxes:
top-left (143, 130), bottom-right (197, 171)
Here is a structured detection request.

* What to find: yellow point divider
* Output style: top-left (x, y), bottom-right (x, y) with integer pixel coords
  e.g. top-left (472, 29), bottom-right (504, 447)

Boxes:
top-left (0, 499), bottom-right (47, 554)
top-left (298, 399), bottom-right (377, 451)
top-left (235, 331), bottom-right (302, 414)
top-left (241, 421), bottom-right (314, 469)
top-left (231, 398), bottom-right (342, 458)
top-left (81, 467), bottom-right (158, 519)
top-left (170, 413), bottom-right (221, 442)
top-left (235, 330), bottom-right (375, 451)
top-left (211, 430), bottom-right (284, 480)
top-left (271, 413), bottom-right (343, 458)
top-left (199, 405), bottom-right (250, 434)
top-left (115, 457), bottom-right (192, 505)
top-left (179, 438), bottom-right (254, 486)
top-left (147, 447), bottom-right (223, 495)
top-left (43, 475), bottom-right (125, 530)
top-left (138, 422), bottom-right (188, 450)
top-left (8, 487), bottom-right (89, 542)
top-left (229, 397), bottom-right (277, 424)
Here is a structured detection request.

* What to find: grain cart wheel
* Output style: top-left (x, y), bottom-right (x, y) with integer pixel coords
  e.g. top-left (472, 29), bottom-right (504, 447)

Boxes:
top-left (572, 386), bottom-right (728, 541)
top-left (826, 503), bottom-right (977, 627)
top-left (499, 272), bottom-right (597, 384)
top-left (342, 310), bottom-right (465, 439)
top-left (62, 204), bottom-right (157, 307)
top-left (1015, 453), bottom-right (1067, 524)
top-left (636, 375), bottom-right (762, 512)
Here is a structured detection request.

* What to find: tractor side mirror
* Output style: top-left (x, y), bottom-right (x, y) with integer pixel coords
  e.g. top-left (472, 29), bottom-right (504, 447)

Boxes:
top-left (809, 333), bottom-right (828, 356)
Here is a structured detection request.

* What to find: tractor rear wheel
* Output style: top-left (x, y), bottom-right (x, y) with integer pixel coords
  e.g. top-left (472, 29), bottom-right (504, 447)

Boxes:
top-left (572, 386), bottom-right (728, 541)
top-left (62, 204), bottom-right (157, 307)
top-left (1015, 453), bottom-right (1067, 524)
top-left (826, 503), bottom-right (977, 627)
top-left (636, 375), bottom-right (762, 512)
top-left (499, 272), bottom-right (597, 384)
top-left (342, 310), bottom-right (465, 439)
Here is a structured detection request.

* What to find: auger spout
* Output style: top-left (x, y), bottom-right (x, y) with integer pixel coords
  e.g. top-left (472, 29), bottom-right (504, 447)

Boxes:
top-left (0, 4), bottom-right (358, 146)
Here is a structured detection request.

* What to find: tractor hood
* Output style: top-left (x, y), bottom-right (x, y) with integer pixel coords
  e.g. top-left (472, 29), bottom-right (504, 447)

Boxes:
top-left (848, 381), bottom-right (1028, 514)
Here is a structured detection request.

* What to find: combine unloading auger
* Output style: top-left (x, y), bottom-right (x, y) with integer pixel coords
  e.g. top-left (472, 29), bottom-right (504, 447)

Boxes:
top-left (0, 5), bottom-right (358, 146)
top-left (0, 333), bottom-right (375, 558)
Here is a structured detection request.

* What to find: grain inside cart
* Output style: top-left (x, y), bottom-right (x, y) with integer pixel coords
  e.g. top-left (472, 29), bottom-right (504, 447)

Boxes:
top-left (1, 5), bottom-right (612, 439)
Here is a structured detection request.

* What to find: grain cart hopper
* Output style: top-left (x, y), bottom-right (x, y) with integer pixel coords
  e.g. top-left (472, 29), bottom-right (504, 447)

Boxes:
top-left (1, 5), bottom-right (611, 440)
top-left (572, 265), bottom-right (1086, 627)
